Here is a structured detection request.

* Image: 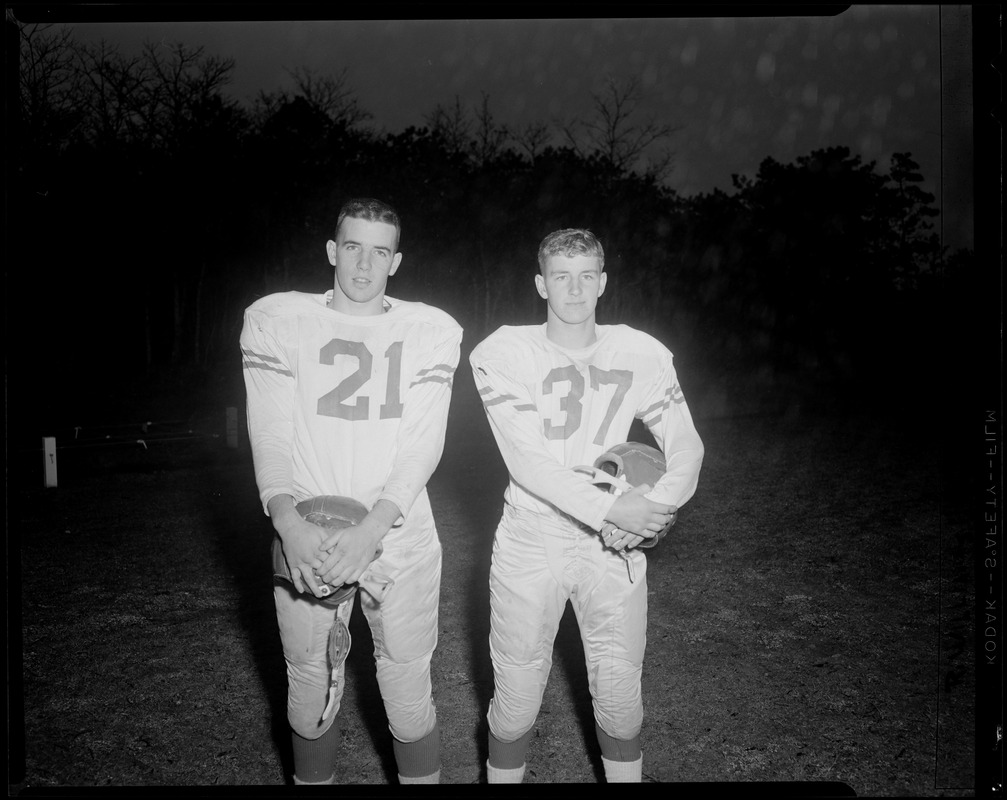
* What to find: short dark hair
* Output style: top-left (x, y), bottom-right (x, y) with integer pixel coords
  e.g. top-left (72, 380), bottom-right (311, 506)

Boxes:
top-left (336, 198), bottom-right (402, 249)
top-left (537, 228), bottom-right (605, 272)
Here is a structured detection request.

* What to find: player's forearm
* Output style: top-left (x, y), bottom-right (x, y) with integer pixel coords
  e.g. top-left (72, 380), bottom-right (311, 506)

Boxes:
top-left (651, 427), bottom-right (705, 508)
top-left (266, 494), bottom-right (302, 540)
top-left (497, 436), bottom-right (616, 530)
top-left (242, 314), bottom-right (298, 508)
top-left (244, 375), bottom-right (296, 515)
top-left (663, 448), bottom-right (705, 506)
top-left (251, 436), bottom-right (295, 515)
top-left (379, 443), bottom-right (444, 518)
top-left (379, 386), bottom-right (452, 517)
top-left (364, 498), bottom-right (404, 540)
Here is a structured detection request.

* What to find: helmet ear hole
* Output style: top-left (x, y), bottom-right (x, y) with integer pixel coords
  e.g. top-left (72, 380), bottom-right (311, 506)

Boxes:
top-left (596, 454), bottom-right (623, 478)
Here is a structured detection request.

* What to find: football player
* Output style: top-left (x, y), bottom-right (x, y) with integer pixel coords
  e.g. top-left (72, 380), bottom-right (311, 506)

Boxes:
top-left (241, 198), bottom-right (462, 785)
top-left (469, 228), bottom-right (704, 782)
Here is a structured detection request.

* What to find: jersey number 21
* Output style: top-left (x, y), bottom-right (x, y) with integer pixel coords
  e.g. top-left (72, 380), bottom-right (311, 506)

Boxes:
top-left (316, 339), bottom-right (404, 421)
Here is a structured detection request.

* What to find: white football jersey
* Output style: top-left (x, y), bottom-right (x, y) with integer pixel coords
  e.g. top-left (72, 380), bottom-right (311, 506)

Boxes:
top-left (241, 291), bottom-right (462, 520)
top-left (470, 323), bottom-right (704, 531)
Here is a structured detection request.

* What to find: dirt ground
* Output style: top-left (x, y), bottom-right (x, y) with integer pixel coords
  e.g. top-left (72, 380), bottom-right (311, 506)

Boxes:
top-left (10, 378), bottom-right (977, 793)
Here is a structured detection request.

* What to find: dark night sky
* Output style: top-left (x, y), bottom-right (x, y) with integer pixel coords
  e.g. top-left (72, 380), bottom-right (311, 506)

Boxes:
top-left (24, 5), bottom-right (976, 251)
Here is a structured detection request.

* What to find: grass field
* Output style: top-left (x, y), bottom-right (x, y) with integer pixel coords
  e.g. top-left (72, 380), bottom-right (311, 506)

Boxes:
top-left (9, 376), bottom-right (977, 793)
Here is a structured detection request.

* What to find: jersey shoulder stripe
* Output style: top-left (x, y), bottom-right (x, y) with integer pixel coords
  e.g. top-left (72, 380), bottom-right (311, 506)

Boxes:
top-left (411, 362), bottom-right (457, 388)
top-left (241, 346), bottom-right (293, 377)
top-left (639, 386), bottom-right (684, 429)
top-left (477, 384), bottom-right (538, 413)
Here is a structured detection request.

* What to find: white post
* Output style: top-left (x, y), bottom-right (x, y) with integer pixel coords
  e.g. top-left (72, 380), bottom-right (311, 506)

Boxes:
top-left (43, 437), bottom-right (58, 488)
top-left (226, 407), bottom-right (238, 449)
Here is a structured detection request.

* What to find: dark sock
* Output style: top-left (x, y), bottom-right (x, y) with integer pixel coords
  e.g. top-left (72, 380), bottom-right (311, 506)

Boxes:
top-left (292, 720), bottom-right (340, 783)
top-left (488, 727), bottom-right (535, 769)
top-left (392, 719), bottom-right (441, 778)
top-left (595, 723), bottom-right (642, 762)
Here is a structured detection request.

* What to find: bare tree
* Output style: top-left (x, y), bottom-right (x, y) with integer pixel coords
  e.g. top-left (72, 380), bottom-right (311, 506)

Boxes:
top-left (288, 66), bottom-right (372, 128)
top-left (69, 39), bottom-right (238, 151)
top-left (140, 40), bottom-right (236, 150)
top-left (424, 95), bottom-right (471, 156)
top-left (74, 39), bottom-right (152, 147)
top-left (471, 92), bottom-right (510, 167)
top-left (249, 87), bottom-right (283, 126)
top-left (250, 66), bottom-right (371, 133)
top-left (16, 22), bottom-right (87, 154)
top-left (561, 77), bottom-right (678, 180)
top-left (513, 121), bottom-right (552, 163)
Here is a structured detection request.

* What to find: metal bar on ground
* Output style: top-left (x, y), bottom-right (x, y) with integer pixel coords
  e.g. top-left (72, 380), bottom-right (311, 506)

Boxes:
top-left (43, 437), bottom-right (57, 488)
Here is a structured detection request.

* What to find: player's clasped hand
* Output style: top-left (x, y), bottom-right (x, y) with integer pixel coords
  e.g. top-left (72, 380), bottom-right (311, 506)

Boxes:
top-left (600, 522), bottom-right (645, 552)
top-left (610, 484), bottom-right (673, 532)
top-left (315, 518), bottom-right (384, 588)
top-left (604, 483), bottom-right (675, 548)
top-left (278, 517), bottom-right (330, 598)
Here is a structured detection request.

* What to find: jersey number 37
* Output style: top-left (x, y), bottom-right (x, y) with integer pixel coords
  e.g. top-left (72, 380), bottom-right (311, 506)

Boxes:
top-left (543, 365), bottom-right (633, 445)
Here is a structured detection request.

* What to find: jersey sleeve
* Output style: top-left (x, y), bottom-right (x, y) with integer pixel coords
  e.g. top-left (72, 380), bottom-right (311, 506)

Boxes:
top-left (240, 303), bottom-right (297, 515)
top-left (637, 347), bottom-right (705, 509)
top-left (470, 343), bottom-right (617, 531)
top-left (376, 322), bottom-right (463, 520)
